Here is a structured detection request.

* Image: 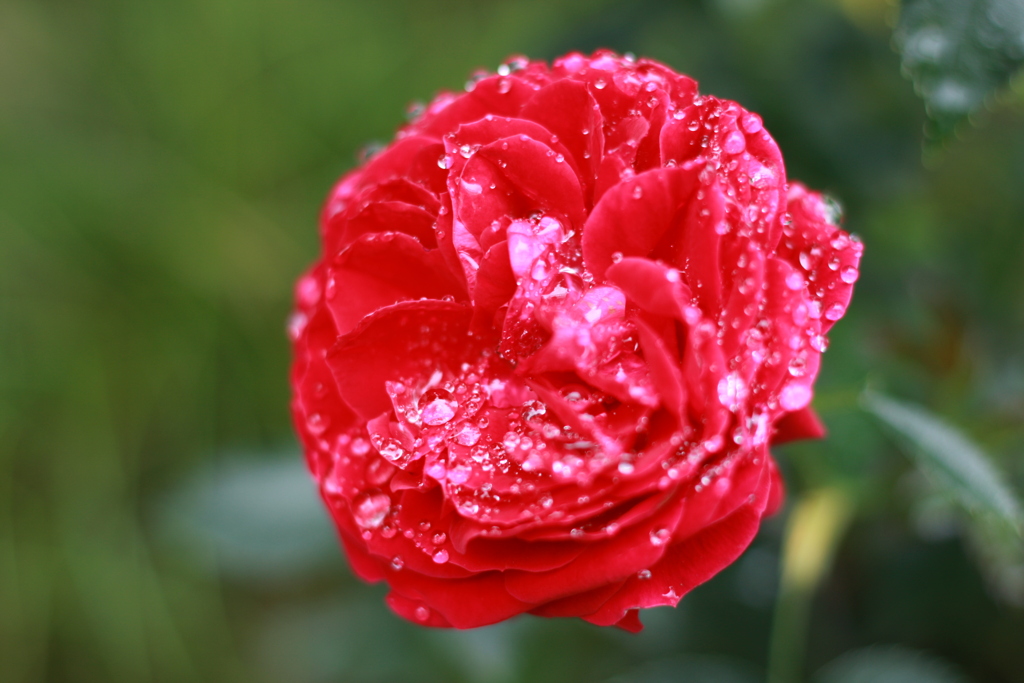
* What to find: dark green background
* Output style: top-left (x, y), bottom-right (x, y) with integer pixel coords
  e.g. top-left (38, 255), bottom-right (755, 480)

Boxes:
top-left (2, 0), bottom-right (1023, 681)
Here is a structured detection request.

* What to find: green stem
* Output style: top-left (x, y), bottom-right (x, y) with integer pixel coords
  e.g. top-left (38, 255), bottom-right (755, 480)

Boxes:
top-left (767, 487), bottom-right (854, 683)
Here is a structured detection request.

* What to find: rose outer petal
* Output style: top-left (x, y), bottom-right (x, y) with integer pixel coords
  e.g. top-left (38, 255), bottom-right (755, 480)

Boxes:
top-left (326, 300), bottom-right (475, 420)
top-left (580, 452), bottom-right (772, 626)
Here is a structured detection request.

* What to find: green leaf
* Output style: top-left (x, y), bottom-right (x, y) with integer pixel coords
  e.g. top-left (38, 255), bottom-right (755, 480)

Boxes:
top-left (894, 0), bottom-right (1024, 139)
top-left (862, 391), bottom-right (1023, 530)
top-left (815, 645), bottom-right (971, 683)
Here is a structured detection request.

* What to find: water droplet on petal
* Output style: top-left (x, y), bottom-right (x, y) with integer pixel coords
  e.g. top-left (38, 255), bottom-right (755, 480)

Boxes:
top-left (353, 491), bottom-right (391, 530)
top-left (455, 423), bottom-right (481, 446)
top-left (432, 549), bottom-right (449, 564)
top-left (415, 606), bottom-right (430, 622)
top-left (287, 311), bottom-right (308, 341)
top-left (391, 556), bottom-right (404, 570)
top-left (824, 302), bottom-right (845, 321)
top-left (296, 274), bottom-right (321, 307)
top-left (447, 467), bottom-right (470, 485)
top-left (306, 412), bottom-right (328, 436)
top-left (422, 397), bottom-right (457, 425)
top-left (823, 195), bottom-right (844, 224)
top-left (840, 266), bottom-right (859, 284)
top-left (723, 130), bottom-right (746, 154)
top-left (351, 437), bottom-right (371, 456)
top-left (741, 112), bottom-right (763, 133)
top-left (779, 382), bottom-right (813, 411)
top-left (376, 438), bottom-right (406, 464)
top-left (649, 528), bottom-right (671, 546)
top-left (717, 373), bottom-right (749, 412)
top-left (637, 569), bottom-right (652, 580)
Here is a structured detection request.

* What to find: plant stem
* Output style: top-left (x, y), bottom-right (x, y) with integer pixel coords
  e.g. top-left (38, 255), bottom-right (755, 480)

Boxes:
top-left (767, 487), bottom-right (854, 683)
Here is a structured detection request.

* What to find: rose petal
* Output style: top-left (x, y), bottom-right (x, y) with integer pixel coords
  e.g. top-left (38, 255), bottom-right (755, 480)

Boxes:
top-left (772, 406), bottom-right (826, 445)
top-left (521, 80), bottom-right (605, 205)
top-left (324, 232), bottom-right (465, 336)
top-left (326, 300), bottom-right (474, 420)
top-left (580, 453), bottom-right (771, 626)
top-left (583, 164), bottom-right (702, 280)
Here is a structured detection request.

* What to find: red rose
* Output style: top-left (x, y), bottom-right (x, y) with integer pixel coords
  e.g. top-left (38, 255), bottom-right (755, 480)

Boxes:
top-left (290, 50), bottom-right (861, 632)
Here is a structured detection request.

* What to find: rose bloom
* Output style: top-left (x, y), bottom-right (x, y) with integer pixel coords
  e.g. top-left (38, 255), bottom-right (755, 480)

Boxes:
top-left (290, 50), bottom-right (861, 632)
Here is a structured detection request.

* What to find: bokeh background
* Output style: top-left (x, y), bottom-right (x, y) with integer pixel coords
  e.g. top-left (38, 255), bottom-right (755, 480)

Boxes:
top-left (2, 0), bottom-right (1023, 681)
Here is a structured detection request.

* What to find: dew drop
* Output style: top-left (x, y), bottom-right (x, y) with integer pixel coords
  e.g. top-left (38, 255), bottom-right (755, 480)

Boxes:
top-left (779, 382), bottom-right (813, 411)
top-left (723, 130), bottom-right (746, 154)
top-left (455, 423), bottom-right (481, 446)
top-left (632, 185), bottom-right (643, 200)
top-left (447, 466), bottom-right (470, 485)
top-left (296, 274), bottom-right (321, 307)
top-left (717, 372), bottom-right (749, 412)
top-left (824, 302), bottom-right (845, 321)
top-left (422, 397), bottom-right (457, 425)
top-left (649, 528), bottom-right (671, 546)
top-left (353, 490), bottom-right (391, 530)
top-left (594, 79), bottom-right (607, 89)
top-left (438, 154), bottom-right (453, 170)
top-left (287, 311), bottom-right (308, 341)
top-left (741, 112), bottom-right (763, 134)
top-left (306, 412), bottom-right (328, 436)
top-left (376, 438), bottom-right (406, 464)
top-left (415, 606), bottom-right (430, 622)
top-left (637, 569), bottom-right (652, 580)
top-left (823, 195), bottom-right (844, 224)
top-left (703, 435), bottom-right (724, 453)
top-left (432, 549), bottom-right (449, 564)
top-left (390, 556), bottom-right (404, 570)
top-left (840, 266), bottom-right (859, 284)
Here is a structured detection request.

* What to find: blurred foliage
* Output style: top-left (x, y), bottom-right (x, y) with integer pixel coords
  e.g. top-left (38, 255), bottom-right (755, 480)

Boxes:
top-left (894, 0), bottom-right (1024, 141)
top-left (862, 391), bottom-right (1022, 530)
top-left (1, 0), bottom-right (1023, 682)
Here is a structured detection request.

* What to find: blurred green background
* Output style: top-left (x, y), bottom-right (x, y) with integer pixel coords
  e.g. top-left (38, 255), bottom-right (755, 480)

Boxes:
top-left (2, 0), bottom-right (1023, 681)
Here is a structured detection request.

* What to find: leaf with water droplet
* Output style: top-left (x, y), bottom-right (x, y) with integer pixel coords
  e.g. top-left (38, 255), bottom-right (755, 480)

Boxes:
top-left (894, 0), bottom-right (1024, 141)
top-left (862, 390), bottom-right (1023, 532)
